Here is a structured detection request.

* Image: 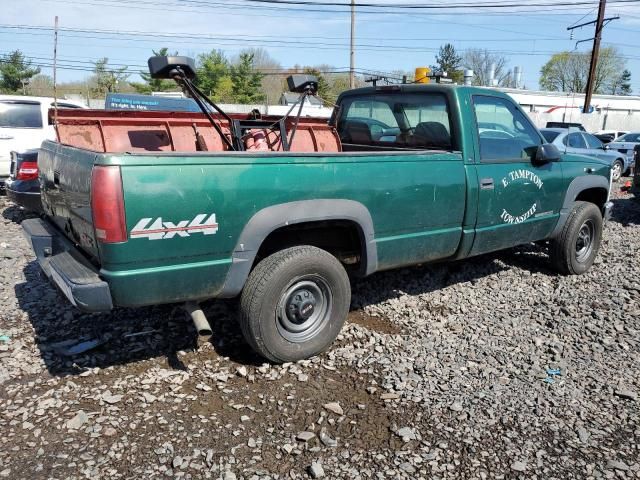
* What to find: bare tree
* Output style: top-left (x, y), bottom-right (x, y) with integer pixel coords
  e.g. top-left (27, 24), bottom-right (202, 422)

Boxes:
top-left (91, 58), bottom-right (129, 96)
top-left (462, 49), bottom-right (510, 87)
top-left (27, 74), bottom-right (54, 96)
top-left (539, 47), bottom-right (623, 94)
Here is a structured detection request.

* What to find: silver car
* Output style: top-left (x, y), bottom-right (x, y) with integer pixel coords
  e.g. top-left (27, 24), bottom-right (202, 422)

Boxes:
top-left (540, 128), bottom-right (630, 181)
top-left (607, 132), bottom-right (639, 175)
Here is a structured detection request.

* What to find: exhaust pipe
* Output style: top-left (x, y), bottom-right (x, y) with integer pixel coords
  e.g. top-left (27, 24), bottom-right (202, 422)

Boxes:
top-left (184, 301), bottom-right (213, 337)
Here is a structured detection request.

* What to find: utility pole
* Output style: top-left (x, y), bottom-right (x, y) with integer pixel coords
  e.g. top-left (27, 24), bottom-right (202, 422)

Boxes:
top-left (583, 0), bottom-right (606, 113)
top-left (349, 0), bottom-right (355, 89)
top-left (567, 1), bottom-right (618, 113)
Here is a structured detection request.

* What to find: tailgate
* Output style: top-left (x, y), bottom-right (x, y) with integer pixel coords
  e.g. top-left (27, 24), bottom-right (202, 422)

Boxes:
top-left (39, 140), bottom-right (100, 260)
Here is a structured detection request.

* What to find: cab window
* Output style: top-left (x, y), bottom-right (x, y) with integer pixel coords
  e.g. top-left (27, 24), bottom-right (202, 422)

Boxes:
top-left (583, 133), bottom-right (603, 149)
top-left (564, 132), bottom-right (587, 149)
top-left (473, 95), bottom-right (541, 162)
top-left (338, 93), bottom-right (452, 151)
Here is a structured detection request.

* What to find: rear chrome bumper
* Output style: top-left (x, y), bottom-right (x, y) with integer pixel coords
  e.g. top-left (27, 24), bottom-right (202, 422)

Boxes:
top-left (22, 218), bottom-right (113, 312)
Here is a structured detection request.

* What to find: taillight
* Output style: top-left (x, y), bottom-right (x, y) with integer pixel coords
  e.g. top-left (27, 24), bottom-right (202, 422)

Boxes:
top-left (17, 161), bottom-right (39, 181)
top-left (91, 165), bottom-right (127, 243)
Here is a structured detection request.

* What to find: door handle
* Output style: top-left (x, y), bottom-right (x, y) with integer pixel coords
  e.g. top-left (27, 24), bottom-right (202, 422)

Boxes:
top-left (480, 178), bottom-right (494, 190)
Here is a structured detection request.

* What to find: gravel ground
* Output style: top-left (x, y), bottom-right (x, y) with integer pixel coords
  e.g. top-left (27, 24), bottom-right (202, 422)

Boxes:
top-left (1, 183), bottom-right (639, 480)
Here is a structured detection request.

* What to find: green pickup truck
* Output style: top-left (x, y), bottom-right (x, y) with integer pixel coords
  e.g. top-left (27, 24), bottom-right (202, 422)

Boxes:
top-left (22, 61), bottom-right (613, 362)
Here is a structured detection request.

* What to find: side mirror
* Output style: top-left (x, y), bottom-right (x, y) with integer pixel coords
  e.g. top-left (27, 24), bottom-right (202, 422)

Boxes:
top-left (287, 74), bottom-right (318, 94)
top-left (148, 56), bottom-right (196, 80)
top-left (534, 143), bottom-right (561, 165)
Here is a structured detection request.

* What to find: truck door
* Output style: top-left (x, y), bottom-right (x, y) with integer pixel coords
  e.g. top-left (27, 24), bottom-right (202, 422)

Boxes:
top-left (470, 94), bottom-right (564, 256)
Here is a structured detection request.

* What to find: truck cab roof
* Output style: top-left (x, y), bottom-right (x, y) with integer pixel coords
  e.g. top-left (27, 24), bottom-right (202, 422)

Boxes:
top-left (337, 83), bottom-right (513, 101)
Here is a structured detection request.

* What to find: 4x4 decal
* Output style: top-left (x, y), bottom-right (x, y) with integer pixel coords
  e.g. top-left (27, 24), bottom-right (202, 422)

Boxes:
top-left (130, 214), bottom-right (218, 240)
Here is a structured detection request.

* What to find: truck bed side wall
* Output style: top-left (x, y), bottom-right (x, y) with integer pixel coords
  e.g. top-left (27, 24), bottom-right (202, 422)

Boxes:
top-left (39, 141), bottom-right (100, 260)
top-left (99, 151), bottom-right (466, 306)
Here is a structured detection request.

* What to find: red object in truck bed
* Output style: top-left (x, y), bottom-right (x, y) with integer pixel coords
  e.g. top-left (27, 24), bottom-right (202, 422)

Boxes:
top-left (53, 109), bottom-right (341, 153)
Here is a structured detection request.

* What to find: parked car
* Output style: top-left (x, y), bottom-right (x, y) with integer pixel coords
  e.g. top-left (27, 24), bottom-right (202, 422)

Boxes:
top-left (0, 95), bottom-right (85, 188)
top-left (546, 121), bottom-right (585, 131)
top-left (5, 149), bottom-right (42, 212)
top-left (540, 128), bottom-right (629, 181)
top-left (593, 129), bottom-right (628, 144)
top-left (607, 132), bottom-right (640, 173)
top-left (632, 145), bottom-right (640, 197)
top-left (22, 58), bottom-right (614, 362)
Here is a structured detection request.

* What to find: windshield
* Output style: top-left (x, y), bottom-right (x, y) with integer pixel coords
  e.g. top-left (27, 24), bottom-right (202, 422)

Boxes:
top-left (616, 133), bottom-right (640, 142)
top-left (0, 101), bottom-right (43, 128)
top-left (541, 130), bottom-right (560, 143)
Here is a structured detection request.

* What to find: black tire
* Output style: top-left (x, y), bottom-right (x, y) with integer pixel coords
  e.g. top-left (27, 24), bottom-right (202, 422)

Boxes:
top-left (239, 245), bottom-right (351, 363)
top-left (550, 201), bottom-right (603, 275)
top-left (611, 160), bottom-right (623, 181)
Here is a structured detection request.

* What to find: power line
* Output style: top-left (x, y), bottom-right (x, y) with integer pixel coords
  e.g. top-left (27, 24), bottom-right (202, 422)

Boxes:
top-left (0, 24), bottom-right (568, 43)
top-left (32, 0), bottom-right (640, 16)
top-left (4, 24), bottom-right (640, 59)
top-left (229, 0), bottom-right (640, 8)
top-left (0, 56), bottom-right (404, 79)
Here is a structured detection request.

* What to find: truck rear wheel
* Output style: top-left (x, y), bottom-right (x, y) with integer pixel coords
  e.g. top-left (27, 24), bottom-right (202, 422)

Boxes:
top-left (550, 201), bottom-right (603, 275)
top-left (239, 245), bottom-right (351, 363)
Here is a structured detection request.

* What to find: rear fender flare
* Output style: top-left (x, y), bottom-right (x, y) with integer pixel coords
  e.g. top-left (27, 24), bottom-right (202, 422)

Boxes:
top-left (550, 175), bottom-right (610, 238)
top-left (218, 199), bottom-right (377, 298)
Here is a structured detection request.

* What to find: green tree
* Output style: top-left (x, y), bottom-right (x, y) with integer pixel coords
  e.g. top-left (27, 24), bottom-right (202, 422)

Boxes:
top-left (241, 48), bottom-right (283, 105)
top-left (611, 69), bottom-right (632, 95)
top-left (327, 74), bottom-right (352, 104)
top-left (195, 49), bottom-right (230, 99)
top-left (92, 57), bottom-right (129, 96)
top-left (130, 48), bottom-right (179, 94)
top-left (230, 53), bottom-right (265, 104)
top-left (0, 50), bottom-right (41, 93)
top-left (303, 67), bottom-right (331, 105)
top-left (539, 47), bottom-right (623, 94)
top-left (431, 43), bottom-right (463, 83)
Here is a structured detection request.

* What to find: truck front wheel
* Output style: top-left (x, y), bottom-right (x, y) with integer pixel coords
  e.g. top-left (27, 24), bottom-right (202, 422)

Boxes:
top-left (550, 201), bottom-right (603, 275)
top-left (239, 245), bottom-right (351, 363)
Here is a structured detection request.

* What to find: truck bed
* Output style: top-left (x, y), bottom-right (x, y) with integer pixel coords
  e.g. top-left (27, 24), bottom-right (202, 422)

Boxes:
top-left (52, 109), bottom-right (341, 153)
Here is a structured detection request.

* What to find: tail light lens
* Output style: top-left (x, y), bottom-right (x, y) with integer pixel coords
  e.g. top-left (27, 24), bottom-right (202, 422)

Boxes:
top-left (91, 165), bottom-right (127, 243)
top-left (17, 161), bottom-right (39, 181)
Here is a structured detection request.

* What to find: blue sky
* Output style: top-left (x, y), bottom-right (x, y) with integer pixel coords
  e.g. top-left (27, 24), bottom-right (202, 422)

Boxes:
top-left (2, 0), bottom-right (640, 92)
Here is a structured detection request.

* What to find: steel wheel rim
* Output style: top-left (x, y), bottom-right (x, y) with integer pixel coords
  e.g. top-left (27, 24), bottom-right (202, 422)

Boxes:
top-left (277, 276), bottom-right (332, 343)
top-left (575, 219), bottom-right (595, 263)
top-left (612, 162), bottom-right (622, 180)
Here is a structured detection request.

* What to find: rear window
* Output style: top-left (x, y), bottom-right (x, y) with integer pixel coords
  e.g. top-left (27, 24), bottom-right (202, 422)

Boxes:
top-left (541, 130), bottom-right (560, 143)
top-left (617, 133), bottom-right (640, 142)
top-left (337, 93), bottom-right (453, 150)
top-left (0, 101), bottom-right (43, 128)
